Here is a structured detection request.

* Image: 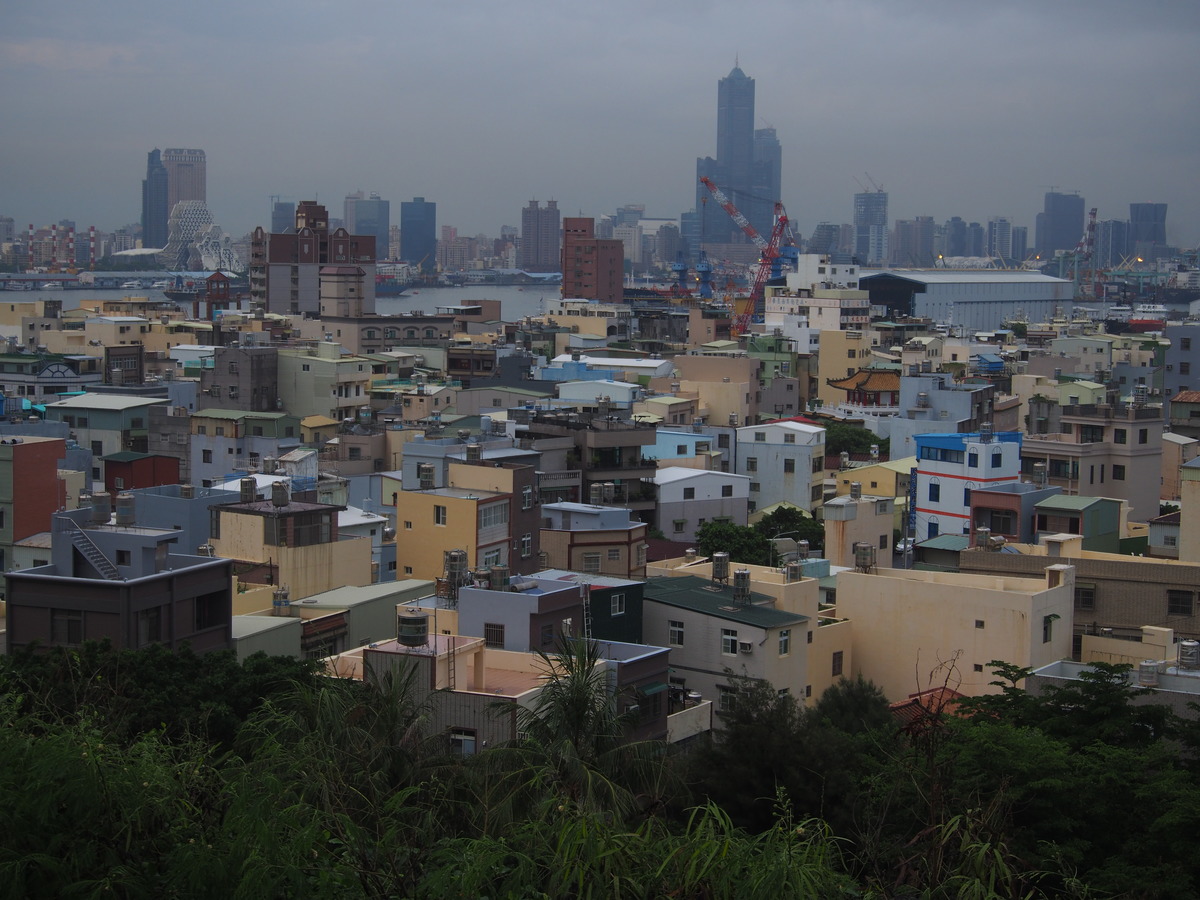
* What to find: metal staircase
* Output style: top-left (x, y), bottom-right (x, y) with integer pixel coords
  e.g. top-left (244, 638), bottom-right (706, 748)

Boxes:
top-left (64, 523), bottom-right (120, 580)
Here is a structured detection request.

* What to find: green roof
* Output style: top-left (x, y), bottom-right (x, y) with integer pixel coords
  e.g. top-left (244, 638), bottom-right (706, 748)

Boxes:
top-left (644, 574), bottom-right (808, 628)
top-left (192, 409), bottom-right (293, 420)
top-left (102, 451), bottom-right (152, 462)
top-left (920, 534), bottom-right (971, 551)
top-left (1034, 495), bottom-right (1107, 511)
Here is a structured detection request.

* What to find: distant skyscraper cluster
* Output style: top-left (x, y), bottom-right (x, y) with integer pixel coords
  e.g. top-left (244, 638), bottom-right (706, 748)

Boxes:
top-left (140, 147), bottom-right (207, 256)
top-left (691, 65), bottom-right (783, 253)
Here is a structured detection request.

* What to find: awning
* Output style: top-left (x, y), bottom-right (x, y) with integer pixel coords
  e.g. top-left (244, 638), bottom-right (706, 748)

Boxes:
top-left (637, 681), bottom-right (668, 696)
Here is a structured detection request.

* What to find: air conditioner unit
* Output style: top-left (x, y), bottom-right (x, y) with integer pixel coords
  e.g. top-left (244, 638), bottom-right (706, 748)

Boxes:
top-left (626, 703), bottom-right (640, 715)
top-left (738, 641), bottom-right (754, 654)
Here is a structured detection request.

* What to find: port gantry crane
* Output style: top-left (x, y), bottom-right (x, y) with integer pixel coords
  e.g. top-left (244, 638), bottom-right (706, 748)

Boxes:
top-left (698, 176), bottom-right (797, 335)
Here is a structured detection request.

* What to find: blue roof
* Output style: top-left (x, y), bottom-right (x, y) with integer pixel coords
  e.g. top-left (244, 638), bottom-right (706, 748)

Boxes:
top-left (914, 431), bottom-right (1022, 450)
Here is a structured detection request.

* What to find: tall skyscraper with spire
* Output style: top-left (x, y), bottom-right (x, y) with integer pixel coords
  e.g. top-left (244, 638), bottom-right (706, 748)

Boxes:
top-left (692, 64), bottom-right (782, 251)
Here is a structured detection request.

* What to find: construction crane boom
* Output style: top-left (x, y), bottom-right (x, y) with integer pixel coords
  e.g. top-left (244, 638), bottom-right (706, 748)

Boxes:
top-left (699, 177), bottom-right (768, 251)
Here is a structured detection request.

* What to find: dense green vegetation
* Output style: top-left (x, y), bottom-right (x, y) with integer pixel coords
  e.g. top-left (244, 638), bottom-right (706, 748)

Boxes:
top-left (695, 505), bottom-right (825, 564)
top-left (1, 644), bottom-right (1197, 898)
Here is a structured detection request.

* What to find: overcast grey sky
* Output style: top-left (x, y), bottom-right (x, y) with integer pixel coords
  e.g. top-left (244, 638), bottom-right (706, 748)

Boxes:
top-left (4, 0), bottom-right (1199, 247)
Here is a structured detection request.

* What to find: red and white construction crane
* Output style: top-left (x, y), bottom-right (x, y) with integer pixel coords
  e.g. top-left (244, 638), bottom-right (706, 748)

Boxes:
top-left (698, 176), bottom-right (794, 335)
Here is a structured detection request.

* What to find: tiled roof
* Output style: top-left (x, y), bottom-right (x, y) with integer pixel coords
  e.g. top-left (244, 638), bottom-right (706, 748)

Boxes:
top-left (826, 369), bottom-right (901, 392)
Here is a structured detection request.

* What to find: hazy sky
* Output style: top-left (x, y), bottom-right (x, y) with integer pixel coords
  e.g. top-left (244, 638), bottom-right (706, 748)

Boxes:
top-left (4, 0), bottom-right (1199, 247)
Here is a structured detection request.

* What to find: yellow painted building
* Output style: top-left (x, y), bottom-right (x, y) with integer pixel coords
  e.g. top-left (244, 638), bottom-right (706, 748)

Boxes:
top-left (833, 564), bottom-right (1075, 700)
top-left (210, 491), bottom-right (372, 600)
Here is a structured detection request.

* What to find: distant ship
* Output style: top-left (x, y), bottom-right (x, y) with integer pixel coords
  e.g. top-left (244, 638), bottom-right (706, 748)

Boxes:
top-left (1127, 303), bottom-right (1168, 333)
top-left (375, 273), bottom-right (409, 297)
top-left (121, 279), bottom-right (143, 290)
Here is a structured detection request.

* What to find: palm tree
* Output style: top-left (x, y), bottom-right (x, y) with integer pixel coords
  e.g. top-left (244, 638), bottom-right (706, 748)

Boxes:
top-left (467, 636), bottom-right (680, 829)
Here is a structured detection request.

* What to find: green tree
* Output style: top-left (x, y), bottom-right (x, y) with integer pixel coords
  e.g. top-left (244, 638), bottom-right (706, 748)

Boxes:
top-left (696, 520), bottom-right (771, 565)
top-left (753, 505), bottom-right (825, 552)
top-left (824, 423), bottom-right (888, 457)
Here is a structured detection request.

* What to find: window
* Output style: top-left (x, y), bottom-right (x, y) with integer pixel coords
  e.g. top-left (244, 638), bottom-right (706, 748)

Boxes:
top-left (215, 426), bottom-right (225, 437)
top-left (721, 484), bottom-right (733, 497)
top-left (668, 620), bottom-right (684, 646)
top-left (202, 449), bottom-right (213, 464)
top-left (1138, 429), bottom-right (1148, 445)
top-left (519, 533), bottom-right (532, 558)
top-left (51, 609), bottom-right (83, 645)
top-left (1042, 614), bottom-right (1055, 643)
top-left (478, 503), bottom-right (509, 530)
top-left (967, 451), bottom-right (978, 468)
top-left (807, 630), bottom-right (813, 644)
top-left (522, 485), bottom-right (534, 510)
top-left (831, 651), bottom-right (844, 677)
top-left (784, 458), bottom-right (795, 474)
top-left (1112, 464), bottom-right (1126, 481)
top-left (434, 505), bottom-right (447, 525)
top-left (928, 482), bottom-right (940, 502)
top-left (1183, 337), bottom-right (1193, 351)
top-left (783, 433), bottom-right (796, 445)
top-left (975, 619), bottom-right (986, 629)
top-left (672, 519), bottom-right (686, 534)
top-left (1182, 362), bottom-right (1192, 376)
top-left (718, 685), bottom-right (738, 714)
top-left (194, 590), bottom-right (226, 631)
top-left (1074, 584), bottom-right (1095, 611)
top-left (778, 629), bottom-right (791, 656)
top-left (137, 607), bottom-right (162, 646)
top-left (404, 520), bottom-right (412, 529)
top-left (963, 487), bottom-right (971, 506)
top-left (991, 451), bottom-right (1003, 468)
top-left (746, 457), bottom-right (757, 473)
top-left (721, 628), bottom-right (738, 656)
top-left (483, 622), bottom-right (505, 648)
top-left (677, 444), bottom-right (687, 454)
top-left (683, 487), bottom-right (695, 499)
top-left (1114, 428), bottom-right (1127, 444)
top-left (717, 434), bottom-right (729, 449)
top-left (1168, 590), bottom-right (1194, 617)
top-left (583, 552), bottom-right (601, 573)
top-left (540, 622), bottom-right (554, 646)
top-left (749, 482), bottom-right (760, 493)
top-left (116, 549), bottom-right (131, 566)
top-left (607, 548), bottom-right (621, 560)
top-left (449, 728), bottom-right (477, 757)
top-left (611, 593), bottom-right (626, 616)
top-left (754, 431), bottom-right (766, 441)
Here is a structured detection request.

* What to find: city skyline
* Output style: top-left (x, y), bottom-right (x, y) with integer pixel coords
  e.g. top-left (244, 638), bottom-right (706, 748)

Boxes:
top-left (2, 1), bottom-right (1198, 247)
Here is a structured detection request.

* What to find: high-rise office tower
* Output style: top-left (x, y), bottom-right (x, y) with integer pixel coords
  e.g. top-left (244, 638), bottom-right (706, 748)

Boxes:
top-left (400, 197), bottom-right (437, 274)
top-left (519, 200), bottom-right (560, 272)
top-left (943, 217), bottom-right (967, 258)
top-left (271, 199), bottom-right (295, 234)
top-left (1011, 226), bottom-right (1028, 264)
top-left (344, 191), bottom-right (390, 261)
top-left (1129, 203), bottom-right (1168, 248)
top-left (853, 189), bottom-right (888, 266)
top-left (141, 149), bottom-right (169, 248)
top-left (694, 66), bottom-right (781, 246)
top-left (162, 149), bottom-right (206, 216)
top-left (1035, 191), bottom-right (1084, 255)
top-left (1095, 219), bottom-right (1130, 268)
top-left (808, 222), bottom-right (840, 256)
top-left (892, 216), bottom-right (934, 267)
top-left (966, 222), bottom-right (986, 258)
top-left (987, 217), bottom-right (1014, 262)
